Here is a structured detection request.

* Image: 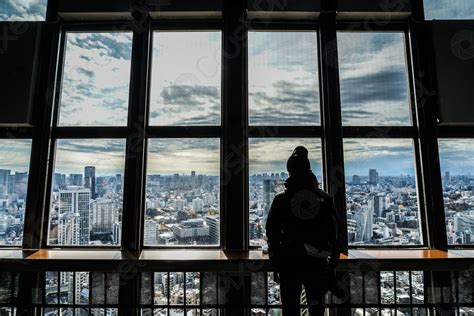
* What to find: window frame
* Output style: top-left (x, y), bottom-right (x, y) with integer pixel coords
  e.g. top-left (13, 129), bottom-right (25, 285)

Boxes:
top-left (336, 22), bottom-right (430, 248)
top-left (141, 20), bottom-right (224, 249)
top-left (43, 22), bottom-right (135, 249)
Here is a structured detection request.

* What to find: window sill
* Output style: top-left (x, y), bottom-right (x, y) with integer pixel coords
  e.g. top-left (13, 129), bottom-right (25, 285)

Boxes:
top-left (0, 249), bottom-right (473, 272)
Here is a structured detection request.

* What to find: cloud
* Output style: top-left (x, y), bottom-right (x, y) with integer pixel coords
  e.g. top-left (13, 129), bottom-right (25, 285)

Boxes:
top-left (343, 139), bottom-right (416, 176)
top-left (0, 0), bottom-right (47, 21)
top-left (59, 32), bottom-right (133, 126)
top-left (249, 138), bottom-right (323, 177)
top-left (147, 139), bottom-right (220, 175)
top-left (338, 32), bottom-right (412, 126)
top-left (0, 139), bottom-right (32, 172)
top-left (439, 139), bottom-right (474, 175)
top-left (424, 0), bottom-right (474, 20)
top-left (248, 31), bottom-right (320, 126)
top-left (149, 32), bottom-right (221, 126)
top-left (54, 139), bottom-right (126, 176)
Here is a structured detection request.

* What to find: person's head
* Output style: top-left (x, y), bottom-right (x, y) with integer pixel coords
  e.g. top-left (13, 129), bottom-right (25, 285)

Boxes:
top-left (286, 146), bottom-right (311, 177)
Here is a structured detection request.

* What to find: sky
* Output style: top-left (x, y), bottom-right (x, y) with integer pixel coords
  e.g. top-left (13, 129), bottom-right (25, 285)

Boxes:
top-left (438, 139), bottom-right (474, 176)
top-left (423, 0), bottom-right (474, 20)
top-left (58, 32), bottom-right (133, 126)
top-left (343, 139), bottom-right (416, 177)
top-left (338, 32), bottom-right (412, 126)
top-left (54, 139), bottom-right (126, 176)
top-left (1, 2), bottom-right (473, 178)
top-left (0, 140), bottom-right (32, 173)
top-left (248, 31), bottom-right (320, 125)
top-left (0, 0), bottom-right (47, 21)
top-left (149, 32), bottom-right (221, 126)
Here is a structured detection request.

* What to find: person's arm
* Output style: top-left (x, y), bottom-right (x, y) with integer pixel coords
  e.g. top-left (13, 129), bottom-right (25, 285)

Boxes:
top-left (265, 194), bottom-right (283, 267)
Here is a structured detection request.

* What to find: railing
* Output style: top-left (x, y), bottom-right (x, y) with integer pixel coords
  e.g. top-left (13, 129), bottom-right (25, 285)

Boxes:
top-left (1, 250), bottom-right (474, 315)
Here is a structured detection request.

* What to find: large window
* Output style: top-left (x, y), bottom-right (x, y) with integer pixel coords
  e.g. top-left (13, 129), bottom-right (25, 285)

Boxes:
top-left (338, 32), bottom-right (411, 126)
top-left (248, 31), bottom-right (320, 125)
top-left (343, 139), bottom-right (422, 246)
top-left (149, 31), bottom-right (221, 126)
top-left (0, 139), bottom-right (32, 246)
top-left (144, 30), bottom-right (222, 247)
top-left (247, 30), bottom-right (322, 248)
top-left (424, 0), bottom-right (474, 20)
top-left (48, 139), bottom-right (126, 246)
top-left (0, 0), bottom-right (47, 21)
top-left (144, 139), bottom-right (220, 246)
top-left (47, 31), bottom-right (133, 247)
top-left (439, 139), bottom-right (474, 245)
top-left (58, 32), bottom-right (133, 126)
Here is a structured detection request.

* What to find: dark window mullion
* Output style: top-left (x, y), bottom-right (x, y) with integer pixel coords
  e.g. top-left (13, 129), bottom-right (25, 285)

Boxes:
top-left (408, 9), bottom-right (447, 249)
top-left (23, 22), bottom-right (65, 249)
top-left (222, 0), bottom-right (248, 251)
top-left (319, 12), bottom-right (349, 252)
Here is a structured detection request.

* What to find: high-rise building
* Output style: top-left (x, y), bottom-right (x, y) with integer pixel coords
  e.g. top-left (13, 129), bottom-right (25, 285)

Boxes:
top-left (263, 179), bottom-right (284, 217)
top-left (192, 197), bottom-right (203, 213)
top-left (14, 172), bottom-right (28, 200)
top-left (144, 219), bottom-right (158, 245)
top-left (355, 207), bottom-right (373, 242)
top-left (353, 175), bottom-right (361, 185)
top-left (59, 189), bottom-right (91, 245)
top-left (444, 171), bottom-right (450, 185)
top-left (58, 212), bottom-right (80, 245)
top-left (369, 195), bottom-right (387, 218)
top-left (112, 221), bottom-right (121, 245)
top-left (205, 215), bottom-right (219, 244)
top-left (368, 169), bottom-right (379, 185)
top-left (0, 169), bottom-right (10, 198)
top-left (92, 198), bottom-right (116, 233)
top-left (84, 166), bottom-right (96, 199)
top-left (69, 174), bottom-right (83, 187)
top-left (115, 174), bottom-right (122, 193)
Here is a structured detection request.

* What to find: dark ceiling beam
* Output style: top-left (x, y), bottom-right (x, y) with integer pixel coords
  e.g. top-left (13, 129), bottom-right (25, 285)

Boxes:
top-left (337, 0), bottom-right (412, 20)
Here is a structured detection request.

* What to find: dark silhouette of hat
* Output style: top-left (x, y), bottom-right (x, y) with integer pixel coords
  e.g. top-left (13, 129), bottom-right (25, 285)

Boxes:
top-left (286, 146), bottom-right (311, 175)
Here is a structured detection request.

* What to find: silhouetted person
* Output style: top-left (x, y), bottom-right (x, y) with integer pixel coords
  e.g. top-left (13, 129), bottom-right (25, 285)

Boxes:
top-left (266, 146), bottom-right (340, 316)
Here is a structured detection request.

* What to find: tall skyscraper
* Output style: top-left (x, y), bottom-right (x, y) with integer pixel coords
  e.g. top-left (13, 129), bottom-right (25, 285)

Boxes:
top-left (368, 169), bottom-right (379, 185)
top-left (92, 198), bottom-right (116, 233)
top-left (115, 174), bottom-right (122, 193)
top-left (263, 179), bottom-right (284, 217)
top-left (84, 166), bottom-right (96, 199)
top-left (69, 174), bottom-right (83, 187)
top-left (444, 171), bottom-right (450, 185)
top-left (355, 207), bottom-right (373, 242)
top-left (14, 172), bottom-right (28, 200)
top-left (0, 169), bottom-right (10, 198)
top-left (369, 195), bottom-right (387, 218)
top-left (353, 175), bottom-right (361, 185)
top-left (59, 189), bottom-right (91, 245)
top-left (205, 215), bottom-right (219, 244)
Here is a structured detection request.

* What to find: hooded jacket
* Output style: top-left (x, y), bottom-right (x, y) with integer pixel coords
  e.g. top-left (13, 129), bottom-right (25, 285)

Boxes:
top-left (265, 170), bottom-right (340, 271)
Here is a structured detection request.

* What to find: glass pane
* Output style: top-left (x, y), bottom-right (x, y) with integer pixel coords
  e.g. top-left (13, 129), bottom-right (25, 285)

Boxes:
top-left (58, 32), bottom-right (133, 126)
top-left (424, 0), bottom-right (474, 19)
top-left (48, 139), bottom-right (126, 246)
top-left (438, 139), bottom-right (474, 245)
top-left (344, 139), bottom-right (422, 245)
top-left (249, 138), bottom-right (323, 247)
top-left (0, 139), bottom-right (32, 246)
top-left (145, 139), bottom-right (220, 246)
top-left (150, 32), bottom-right (221, 126)
top-left (248, 31), bottom-right (320, 126)
top-left (338, 32), bottom-right (411, 126)
top-left (0, 0), bottom-right (47, 21)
